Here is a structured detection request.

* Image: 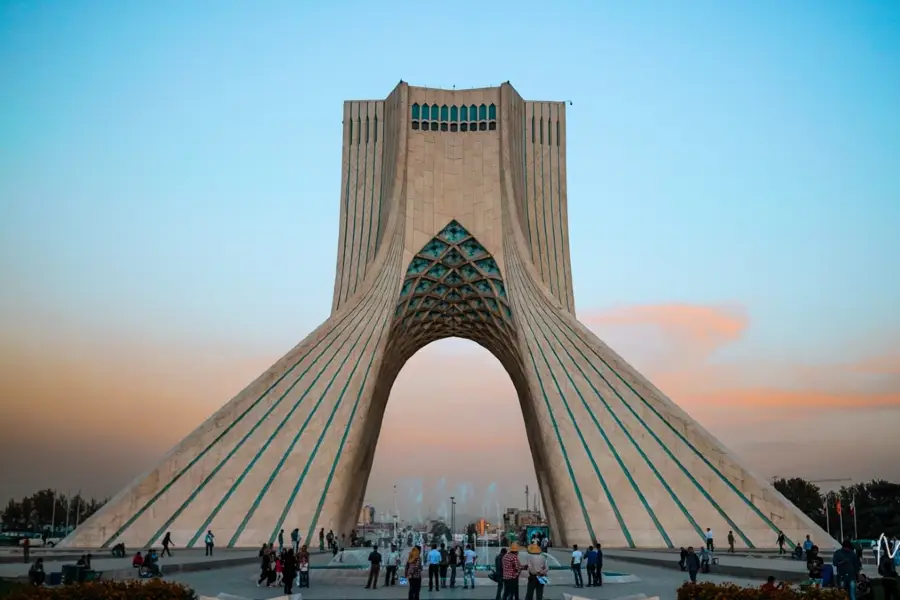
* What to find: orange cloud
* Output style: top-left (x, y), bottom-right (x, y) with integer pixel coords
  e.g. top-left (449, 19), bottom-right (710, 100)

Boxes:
top-left (2, 300), bottom-right (898, 512)
top-left (578, 305), bottom-right (900, 485)
top-left (848, 354), bottom-right (900, 375)
top-left (583, 303), bottom-right (748, 360)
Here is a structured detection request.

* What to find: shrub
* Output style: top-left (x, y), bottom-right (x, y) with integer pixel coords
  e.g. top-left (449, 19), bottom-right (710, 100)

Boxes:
top-left (677, 582), bottom-right (849, 600)
top-left (0, 580), bottom-right (28, 598)
top-left (3, 580), bottom-right (197, 600)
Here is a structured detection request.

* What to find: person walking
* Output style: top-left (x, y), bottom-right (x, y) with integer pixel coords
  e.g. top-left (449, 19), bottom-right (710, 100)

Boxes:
top-left (686, 547), bottom-right (701, 583)
top-left (705, 528), bottom-right (714, 552)
top-left (257, 548), bottom-right (272, 588)
top-left (319, 528), bottom-right (326, 552)
top-left (727, 530), bottom-right (735, 553)
top-left (405, 546), bottom-right (423, 600)
top-left (833, 540), bottom-right (862, 600)
top-left (570, 544), bottom-right (584, 588)
top-left (524, 543), bottom-right (548, 600)
top-left (777, 531), bottom-right (786, 555)
top-left (204, 530), bottom-right (215, 556)
top-left (22, 538), bottom-right (30, 564)
top-left (278, 529), bottom-right (285, 552)
top-left (594, 543), bottom-right (604, 587)
top-left (291, 528), bottom-right (300, 553)
top-left (161, 532), bottom-right (174, 557)
top-left (365, 545), bottom-right (382, 589)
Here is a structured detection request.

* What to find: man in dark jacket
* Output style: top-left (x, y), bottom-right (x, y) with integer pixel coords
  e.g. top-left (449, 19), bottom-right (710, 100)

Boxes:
top-left (594, 544), bottom-right (604, 587)
top-left (833, 540), bottom-right (862, 600)
top-left (365, 546), bottom-right (383, 589)
top-left (685, 547), bottom-right (701, 583)
top-left (585, 546), bottom-right (597, 587)
top-left (494, 548), bottom-right (507, 600)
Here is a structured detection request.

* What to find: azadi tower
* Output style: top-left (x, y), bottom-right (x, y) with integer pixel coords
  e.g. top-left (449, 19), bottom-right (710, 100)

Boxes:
top-left (62, 82), bottom-right (829, 550)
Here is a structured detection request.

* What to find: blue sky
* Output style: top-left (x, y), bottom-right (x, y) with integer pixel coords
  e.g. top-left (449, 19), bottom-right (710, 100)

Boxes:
top-left (3, 0), bottom-right (898, 361)
top-left (1, 1), bottom-right (899, 503)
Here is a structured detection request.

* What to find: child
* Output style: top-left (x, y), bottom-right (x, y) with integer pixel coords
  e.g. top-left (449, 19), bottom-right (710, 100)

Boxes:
top-left (274, 556), bottom-right (284, 586)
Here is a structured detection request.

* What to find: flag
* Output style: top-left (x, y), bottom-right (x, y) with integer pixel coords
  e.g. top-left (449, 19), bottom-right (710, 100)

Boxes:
top-left (849, 499), bottom-right (855, 516)
top-left (836, 499), bottom-right (842, 515)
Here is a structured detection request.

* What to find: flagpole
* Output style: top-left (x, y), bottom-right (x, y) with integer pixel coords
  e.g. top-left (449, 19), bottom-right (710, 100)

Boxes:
top-left (852, 492), bottom-right (858, 540)
top-left (64, 493), bottom-right (71, 533)
top-left (838, 496), bottom-right (844, 542)
top-left (825, 494), bottom-right (831, 538)
top-left (50, 490), bottom-right (57, 535)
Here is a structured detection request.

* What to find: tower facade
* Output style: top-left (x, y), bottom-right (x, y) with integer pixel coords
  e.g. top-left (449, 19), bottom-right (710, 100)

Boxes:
top-left (61, 82), bottom-right (829, 550)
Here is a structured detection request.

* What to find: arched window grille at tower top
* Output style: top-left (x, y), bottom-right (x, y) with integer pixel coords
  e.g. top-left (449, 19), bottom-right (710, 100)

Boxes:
top-left (409, 102), bottom-right (497, 133)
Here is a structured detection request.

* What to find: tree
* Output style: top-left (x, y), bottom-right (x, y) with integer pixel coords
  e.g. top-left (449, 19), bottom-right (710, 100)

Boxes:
top-left (830, 480), bottom-right (900, 540)
top-left (430, 520), bottom-right (452, 545)
top-left (773, 477), bottom-right (900, 542)
top-left (2, 498), bottom-right (22, 528)
top-left (774, 477), bottom-right (825, 521)
top-left (1, 491), bottom-right (108, 531)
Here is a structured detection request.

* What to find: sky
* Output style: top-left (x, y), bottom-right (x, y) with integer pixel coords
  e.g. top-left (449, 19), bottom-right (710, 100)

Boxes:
top-left (1, 1), bottom-right (899, 520)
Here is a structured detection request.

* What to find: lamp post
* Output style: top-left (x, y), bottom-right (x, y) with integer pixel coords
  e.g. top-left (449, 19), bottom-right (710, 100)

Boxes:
top-left (393, 485), bottom-right (398, 544)
top-left (450, 496), bottom-right (456, 537)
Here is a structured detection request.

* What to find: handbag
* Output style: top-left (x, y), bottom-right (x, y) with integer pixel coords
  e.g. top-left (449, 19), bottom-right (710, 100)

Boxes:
top-left (488, 569), bottom-right (498, 582)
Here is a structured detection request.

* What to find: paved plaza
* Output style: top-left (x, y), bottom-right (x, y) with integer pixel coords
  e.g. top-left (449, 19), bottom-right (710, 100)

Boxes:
top-left (2, 545), bottom-right (836, 600)
top-left (169, 555), bottom-right (761, 600)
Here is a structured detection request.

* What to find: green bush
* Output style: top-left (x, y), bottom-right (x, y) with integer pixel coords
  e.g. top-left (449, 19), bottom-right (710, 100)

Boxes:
top-left (2, 580), bottom-right (197, 600)
top-left (677, 582), bottom-right (848, 600)
top-left (0, 580), bottom-right (28, 598)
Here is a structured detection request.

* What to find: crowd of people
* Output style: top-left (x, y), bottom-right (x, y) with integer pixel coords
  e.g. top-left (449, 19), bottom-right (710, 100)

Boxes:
top-left (19, 523), bottom-right (900, 600)
top-left (255, 541), bottom-right (310, 595)
top-left (677, 532), bottom-right (900, 600)
top-left (362, 541), bottom-right (549, 600)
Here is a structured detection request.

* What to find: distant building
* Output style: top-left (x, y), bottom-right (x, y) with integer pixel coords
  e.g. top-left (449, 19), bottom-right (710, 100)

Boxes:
top-left (516, 510), bottom-right (542, 527)
top-left (502, 508), bottom-right (543, 531)
top-left (359, 505), bottom-right (375, 525)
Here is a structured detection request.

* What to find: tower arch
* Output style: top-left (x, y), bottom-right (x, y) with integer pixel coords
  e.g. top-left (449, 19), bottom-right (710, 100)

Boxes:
top-left (60, 81), bottom-right (832, 552)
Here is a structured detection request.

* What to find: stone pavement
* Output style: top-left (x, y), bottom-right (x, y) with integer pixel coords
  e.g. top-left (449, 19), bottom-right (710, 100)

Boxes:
top-left (168, 557), bottom-right (763, 600)
top-left (601, 549), bottom-right (812, 583)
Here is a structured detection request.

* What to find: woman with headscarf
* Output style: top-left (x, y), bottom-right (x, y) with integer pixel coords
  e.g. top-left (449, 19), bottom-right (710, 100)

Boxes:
top-left (298, 544), bottom-right (311, 588)
top-left (524, 544), bottom-right (548, 600)
top-left (405, 545), bottom-right (423, 600)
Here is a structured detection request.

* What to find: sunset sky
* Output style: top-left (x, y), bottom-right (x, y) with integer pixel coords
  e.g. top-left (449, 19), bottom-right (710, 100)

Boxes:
top-left (1, 1), bottom-right (898, 520)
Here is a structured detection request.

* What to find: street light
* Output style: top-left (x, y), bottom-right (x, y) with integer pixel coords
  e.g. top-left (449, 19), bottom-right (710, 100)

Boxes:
top-left (450, 497), bottom-right (456, 536)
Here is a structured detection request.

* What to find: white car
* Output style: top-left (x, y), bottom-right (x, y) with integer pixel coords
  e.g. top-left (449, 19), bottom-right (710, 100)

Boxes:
top-left (19, 536), bottom-right (62, 547)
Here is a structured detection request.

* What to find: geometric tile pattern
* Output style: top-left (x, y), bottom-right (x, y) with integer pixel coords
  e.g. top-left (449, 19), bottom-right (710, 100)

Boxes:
top-left (59, 81), bottom-right (833, 552)
top-left (391, 220), bottom-right (516, 363)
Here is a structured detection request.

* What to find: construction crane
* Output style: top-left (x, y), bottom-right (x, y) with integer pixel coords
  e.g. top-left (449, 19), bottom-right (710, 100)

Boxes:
top-left (771, 476), bottom-right (852, 486)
